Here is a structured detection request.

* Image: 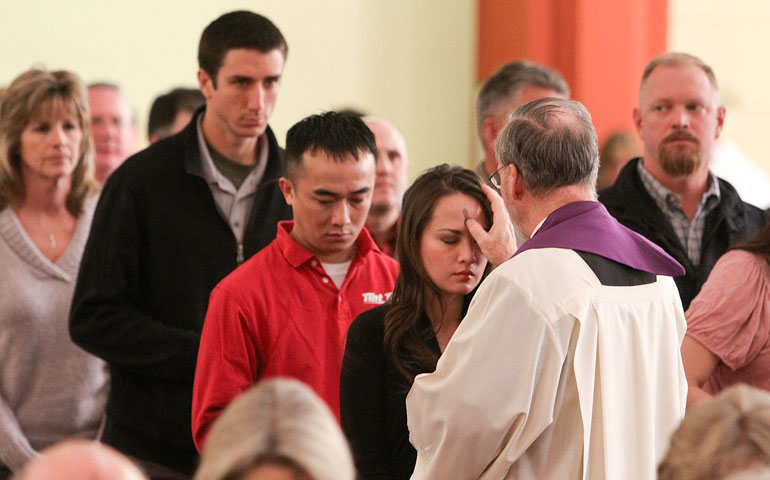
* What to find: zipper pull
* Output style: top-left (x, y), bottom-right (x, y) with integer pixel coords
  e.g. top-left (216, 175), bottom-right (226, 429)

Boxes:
top-left (237, 243), bottom-right (245, 264)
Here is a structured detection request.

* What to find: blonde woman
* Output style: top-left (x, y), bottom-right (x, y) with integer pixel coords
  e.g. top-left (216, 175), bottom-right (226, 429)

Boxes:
top-left (0, 69), bottom-right (106, 477)
top-left (195, 379), bottom-right (354, 480)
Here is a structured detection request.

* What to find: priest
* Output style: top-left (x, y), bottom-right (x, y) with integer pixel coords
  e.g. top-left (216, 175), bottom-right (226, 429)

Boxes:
top-left (406, 97), bottom-right (688, 480)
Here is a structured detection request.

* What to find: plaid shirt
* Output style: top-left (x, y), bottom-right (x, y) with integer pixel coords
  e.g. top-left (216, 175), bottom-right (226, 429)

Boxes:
top-left (637, 161), bottom-right (720, 266)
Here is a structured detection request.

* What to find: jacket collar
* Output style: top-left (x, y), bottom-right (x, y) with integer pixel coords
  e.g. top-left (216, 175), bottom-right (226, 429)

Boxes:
top-left (183, 107), bottom-right (285, 182)
top-left (276, 220), bottom-right (380, 268)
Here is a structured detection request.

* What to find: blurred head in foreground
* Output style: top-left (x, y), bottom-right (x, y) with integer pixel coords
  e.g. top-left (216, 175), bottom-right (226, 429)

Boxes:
top-left (658, 384), bottom-right (770, 480)
top-left (15, 440), bottom-right (147, 480)
top-left (195, 378), bottom-right (355, 480)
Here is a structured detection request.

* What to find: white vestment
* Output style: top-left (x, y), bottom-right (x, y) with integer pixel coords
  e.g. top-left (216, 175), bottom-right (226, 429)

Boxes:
top-left (407, 248), bottom-right (687, 480)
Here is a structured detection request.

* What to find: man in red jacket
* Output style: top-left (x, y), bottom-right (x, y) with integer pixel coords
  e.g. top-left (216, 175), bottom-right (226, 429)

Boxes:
top-left (192, 112), bottom-right (400, 450)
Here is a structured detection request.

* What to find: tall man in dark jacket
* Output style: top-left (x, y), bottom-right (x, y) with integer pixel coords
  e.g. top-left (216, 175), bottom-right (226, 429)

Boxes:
top-left (69, 11), bottom-right (292, 479)
top-left (599, 52), bottom-right (767, 310)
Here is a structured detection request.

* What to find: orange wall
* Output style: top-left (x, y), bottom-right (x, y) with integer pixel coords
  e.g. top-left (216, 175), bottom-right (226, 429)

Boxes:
top-left (478, 0), bottom-right (667, 145)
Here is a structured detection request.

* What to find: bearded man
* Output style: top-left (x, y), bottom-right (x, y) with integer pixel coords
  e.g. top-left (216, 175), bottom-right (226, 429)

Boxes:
top-left (599, 52), bottom-right (767, 309)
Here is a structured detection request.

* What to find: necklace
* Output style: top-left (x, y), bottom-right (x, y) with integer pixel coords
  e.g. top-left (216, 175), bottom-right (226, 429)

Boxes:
top-left (26, 217), bottom-right (60, 251)
top-left (16, 209), bottom-right (73, 254)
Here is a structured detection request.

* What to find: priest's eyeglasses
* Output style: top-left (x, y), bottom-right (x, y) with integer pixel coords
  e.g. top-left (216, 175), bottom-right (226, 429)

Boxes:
top-left (489, 164), bottom-right (508, 189)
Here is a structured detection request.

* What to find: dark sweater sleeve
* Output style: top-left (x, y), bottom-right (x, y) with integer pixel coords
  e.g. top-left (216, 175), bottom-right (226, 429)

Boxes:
top-left (69, 167), bottom-right (199, 382)
top-left (340, 307), bottom-right (396, 480)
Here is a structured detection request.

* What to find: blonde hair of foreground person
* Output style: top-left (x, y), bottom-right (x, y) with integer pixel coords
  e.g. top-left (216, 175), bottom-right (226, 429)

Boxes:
top-left (194, 378), bottom-right (355, 480)
top-left (658, 384), bottom-right (770, 480)
top-left (13, 440), bottom-right (148, 480)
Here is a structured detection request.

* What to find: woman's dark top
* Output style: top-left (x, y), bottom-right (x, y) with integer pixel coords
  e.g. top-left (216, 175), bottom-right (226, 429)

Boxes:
top-left (341, 303), bottom-right (441, 480)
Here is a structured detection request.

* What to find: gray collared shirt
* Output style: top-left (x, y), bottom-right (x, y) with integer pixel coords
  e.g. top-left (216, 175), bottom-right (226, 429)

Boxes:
top-left (194, 115), bottom-right (268, 255)
top-left (637, 160), bottom-right (720, 266)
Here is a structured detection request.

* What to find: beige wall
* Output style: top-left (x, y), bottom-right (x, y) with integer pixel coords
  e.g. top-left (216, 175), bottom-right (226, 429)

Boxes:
top-left (0, 0), bottom-right (477, 179)
top-left (7, 1), bottom-right (763, 182)
top-left (669, 0), bottom-right (770, 174)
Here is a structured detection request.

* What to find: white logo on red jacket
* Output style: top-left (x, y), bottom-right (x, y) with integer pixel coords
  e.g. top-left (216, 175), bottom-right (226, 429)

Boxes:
top-left (361, 292), bottom-right (393, 304)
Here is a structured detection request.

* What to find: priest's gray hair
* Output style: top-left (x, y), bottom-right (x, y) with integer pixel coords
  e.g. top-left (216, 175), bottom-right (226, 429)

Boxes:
top-left (194, 378), bottom-right (355, 480)
top-left (494, 97), bottom-right (598, 197)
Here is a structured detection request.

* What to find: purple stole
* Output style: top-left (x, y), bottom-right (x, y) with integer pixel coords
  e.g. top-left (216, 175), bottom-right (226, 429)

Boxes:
top-left (515, 201), bottom-right (684, 277)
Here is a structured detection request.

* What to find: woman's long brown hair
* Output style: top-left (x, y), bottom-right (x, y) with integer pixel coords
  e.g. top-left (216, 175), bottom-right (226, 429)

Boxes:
top-left (383, 164), bottom-right (492, 385)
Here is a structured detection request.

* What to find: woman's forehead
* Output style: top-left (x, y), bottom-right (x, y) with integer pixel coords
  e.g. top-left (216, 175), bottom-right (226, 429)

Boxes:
top-left (30, 95), bottom-right (80, 123)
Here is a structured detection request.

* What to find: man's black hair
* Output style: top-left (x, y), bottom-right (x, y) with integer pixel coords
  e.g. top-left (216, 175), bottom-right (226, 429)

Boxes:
top-left (147, 88), bottom-right (205, 139)
top-left (198, 11), bottom-right (287, 86)
top-left (285, 111), bottom-right (377, 180)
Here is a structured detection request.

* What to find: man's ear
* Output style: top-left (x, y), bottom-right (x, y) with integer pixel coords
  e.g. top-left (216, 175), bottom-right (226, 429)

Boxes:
top-left (509, 164), bottom-right (526, 199)
top-left (278, 177), bottom-right (295, 206)
top-left (632, 107), bottom-right (643, 136)
top-left (197, 69), bottom-right (215, 100)
top-left (714, 105), bottom-right (726, 139)
top-left (481, 116), bottom-right (501, 150)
